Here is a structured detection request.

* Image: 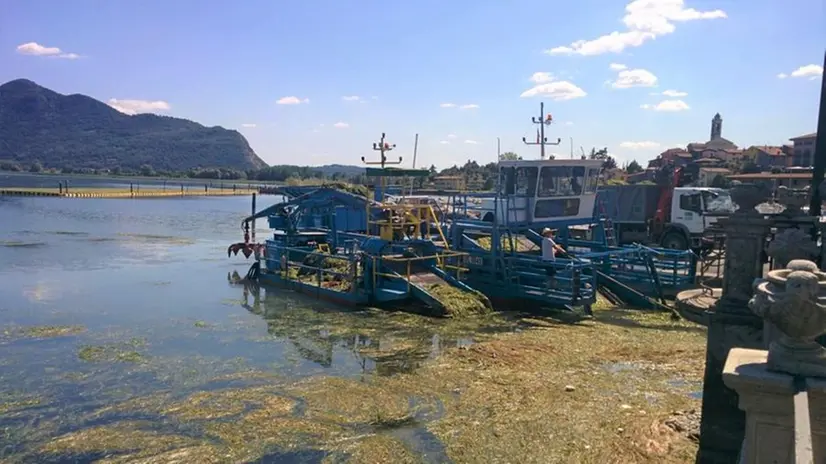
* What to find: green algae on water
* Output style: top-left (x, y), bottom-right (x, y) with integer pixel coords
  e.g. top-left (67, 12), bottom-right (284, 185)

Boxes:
top-left (78, 340), bottom-right (148, 364)
top-left (19, 325), bottom-right (86, 338)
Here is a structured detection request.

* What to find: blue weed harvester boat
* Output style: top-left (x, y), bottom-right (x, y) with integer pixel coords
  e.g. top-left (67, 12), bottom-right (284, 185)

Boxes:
top-left (228, 120), bottom-right (697, 317)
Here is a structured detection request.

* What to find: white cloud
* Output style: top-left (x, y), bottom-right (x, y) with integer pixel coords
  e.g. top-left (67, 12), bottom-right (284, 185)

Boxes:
top-left (333, 122), bottom-right (349, 129)
top-left (778, 64), bottom-right (823, 80)
top-left (641, 99), bottom-right (690, 112)
top-left (609, 63), bottom-right (627, 71)
top-left (439, 140), bottom-right (450, 144)
top-left (564, 121), bottom-right (574, 126)
top-left (342, 95), bottom-right (361, 101)
top-left (530, 72), bottom-right (555, 83)
top-left (460, 104), bottom-right (479, 110)
top-left (16, 42), bottom-right (81, 59)
top-left (661, 89), bottom-right (688, 97)
top-left (520, 75), bottom-right (587, 101)
top-left (440, 103), bottom-right (457, 108)
top-left (464, 140), bottom-right (478, 144)
top-left (611, 68), bottom-right (658, 88)
top-left (371, 96), bottom-right (379, 100)
top-left (544, 0), bottom-right (727, 56)
top-left (276, 96), bottom-right (309, 105)
top-left (241, 123), bottom-right (257, 128)
top-left (107, 99), bottom-right (171, 115)
top-left (447, 133), bottom-right (457, 139)
top-left (619, 141), bottom-right (661, 149)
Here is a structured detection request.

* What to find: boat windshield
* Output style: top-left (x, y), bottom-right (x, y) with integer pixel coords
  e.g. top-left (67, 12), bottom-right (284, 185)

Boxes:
top-left (703, 190), bottom-right (737, 214)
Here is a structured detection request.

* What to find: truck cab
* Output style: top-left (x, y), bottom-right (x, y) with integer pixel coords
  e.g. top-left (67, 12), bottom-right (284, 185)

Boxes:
top-left (661, 187), bottom-right (735, 249)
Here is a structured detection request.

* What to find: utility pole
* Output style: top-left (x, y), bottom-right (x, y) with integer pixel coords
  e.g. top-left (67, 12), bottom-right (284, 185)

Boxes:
top-left (362, 132), bottom-right (403, 203)
top-left (570, 137), bottom-right (574, 159)
top-left (808, 49), bottom-right (826, 217)
top-left (497, 137), bottom-right (501, 160)
top-left (522, 102), bottom-right (561, 159)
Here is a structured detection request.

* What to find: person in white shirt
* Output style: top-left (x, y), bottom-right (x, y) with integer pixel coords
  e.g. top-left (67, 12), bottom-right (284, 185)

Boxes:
top-left (541, 228), bottom-right (564, 289)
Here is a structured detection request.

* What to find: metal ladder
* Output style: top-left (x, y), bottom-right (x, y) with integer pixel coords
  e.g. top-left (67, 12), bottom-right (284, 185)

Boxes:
top-left (597, 200), bottom-right (616, 247)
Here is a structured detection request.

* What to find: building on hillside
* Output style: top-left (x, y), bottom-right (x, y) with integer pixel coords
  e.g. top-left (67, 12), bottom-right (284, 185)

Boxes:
top-left (687, 113), bottom-right (740, 159)
top-left (431, 175), bottom-right (465, 191)
top-left (697, 167), bottom-right (731, 187)
top-left (727, 171), bottom-right (812, 189)
top-left (790, 132), bottom-right (817, 167)
top-left (746, 145), bottom-right (788, 169)
top-left (658, 148), bottom-right (693, 166)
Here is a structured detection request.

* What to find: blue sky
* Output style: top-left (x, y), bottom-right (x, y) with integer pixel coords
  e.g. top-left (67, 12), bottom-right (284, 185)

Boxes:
top-left (1, 0), bottom-right (824, 169)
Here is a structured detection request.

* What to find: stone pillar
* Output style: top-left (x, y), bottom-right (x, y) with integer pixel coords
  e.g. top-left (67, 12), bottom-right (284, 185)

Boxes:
top-left (696, 184), bottom-right (772, 464)
top-left (723, 258), bottom-right (826, 463)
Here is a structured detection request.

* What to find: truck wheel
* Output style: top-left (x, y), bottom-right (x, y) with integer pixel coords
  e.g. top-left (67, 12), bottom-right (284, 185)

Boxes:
top-left (661, 232), bottom-right (688, 250)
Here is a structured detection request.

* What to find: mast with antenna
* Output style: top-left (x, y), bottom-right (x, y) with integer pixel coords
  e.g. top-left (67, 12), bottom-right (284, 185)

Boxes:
top-left (362, 132), bottom-right (403, 202)
top-left (522, 102), bottom-right (561, 159)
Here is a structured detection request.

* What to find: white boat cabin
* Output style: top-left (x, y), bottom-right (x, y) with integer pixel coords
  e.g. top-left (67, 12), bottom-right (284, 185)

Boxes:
top-left (482, 158), bottom-right (604, 225)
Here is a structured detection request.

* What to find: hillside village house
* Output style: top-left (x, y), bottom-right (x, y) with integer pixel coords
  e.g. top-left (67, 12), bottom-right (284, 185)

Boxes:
top-left (790, 132), bottom-right (817, 167)
top-left (697, 167), bottom-right (731, 187)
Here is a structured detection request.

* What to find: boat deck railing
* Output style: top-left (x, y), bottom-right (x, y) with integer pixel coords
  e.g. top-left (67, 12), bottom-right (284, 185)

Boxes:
top-left (265, 242), bottom-right (357, 292)
top-left (579, 245), bottom-right (696, 289)
top-left (370, 249), bottom-right (469, 293)
top-left (461, 249), bottom-right (597, 306)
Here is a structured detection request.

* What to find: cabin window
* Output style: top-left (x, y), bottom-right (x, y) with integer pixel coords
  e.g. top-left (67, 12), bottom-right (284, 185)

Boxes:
top-left (679, 193), bottom-right (702, 213)
top-left (515, 167), bottom-right (538, 196)
top-left (584, 168), bottom-right (600, 194)
top-left (534, 198), bottom-right (581, 218)
top-left (499, 167), bottom-right (515, 195)
top-left (538, 166), bottom-right (585, 197)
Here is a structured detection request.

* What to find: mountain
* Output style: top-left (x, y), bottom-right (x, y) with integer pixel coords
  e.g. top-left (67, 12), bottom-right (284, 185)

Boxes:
top-left (309, 164), bottom-right (365, 177)
top-left (0, 79), bottom-right (268, 172)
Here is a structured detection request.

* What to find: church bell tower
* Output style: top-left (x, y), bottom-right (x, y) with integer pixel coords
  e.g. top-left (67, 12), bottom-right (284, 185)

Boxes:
top-left (710, 113), bottom-right (722, 140)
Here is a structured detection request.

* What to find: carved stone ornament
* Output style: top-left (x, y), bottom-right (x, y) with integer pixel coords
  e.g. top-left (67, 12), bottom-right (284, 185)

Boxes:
top-left (730, 183), bottom-right (770, 215)
top-left (749, 259), bottom-right (826, 377)
top-left (767, 228), bottom-right (820, 268)
top-left (775, 185), bottom-right (810, 215)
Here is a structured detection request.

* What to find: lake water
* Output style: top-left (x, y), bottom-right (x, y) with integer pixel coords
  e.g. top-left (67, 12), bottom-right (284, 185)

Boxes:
top-left (0, 191), bottom-right (508, 462)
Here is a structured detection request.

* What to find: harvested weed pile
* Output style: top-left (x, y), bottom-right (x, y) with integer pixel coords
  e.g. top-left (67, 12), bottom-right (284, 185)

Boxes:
top-left (425, 283), bottom-right (492, 317)
top-left (476, 235), bottom-right (536, 252)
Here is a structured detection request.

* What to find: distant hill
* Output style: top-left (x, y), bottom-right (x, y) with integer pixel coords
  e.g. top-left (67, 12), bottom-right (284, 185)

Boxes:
top-left (0, 79), bottom-right (268, 172)
top-left (309, 164), bottom-right (365, 177)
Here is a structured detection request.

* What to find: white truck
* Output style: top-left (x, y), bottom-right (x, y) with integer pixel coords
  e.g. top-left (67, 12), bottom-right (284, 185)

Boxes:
top-left (596, 184), bottom-right (736, 250)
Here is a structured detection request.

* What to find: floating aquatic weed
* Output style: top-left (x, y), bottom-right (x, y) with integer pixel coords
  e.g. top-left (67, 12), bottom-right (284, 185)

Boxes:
top-left (17, 325), bottom-right (85, 339)
top-left (284, 377), bottom-right (418, 427)
top-left (50, 231), bottom-right (89, 236)
top-left (335, 434), bottom-right (420, 464)
top-left (0, 397), bottom-right (42, 414)
top-left (193, 321), bottom-right (209, 328)
top-left (77, 342), bottom-right (148, 364)
top-left (0, 240), bottom-right (47, 248)
top-left (37, 421), bottom-right (201, 462)
top-left (115, 233), bottom-right (195, 245)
